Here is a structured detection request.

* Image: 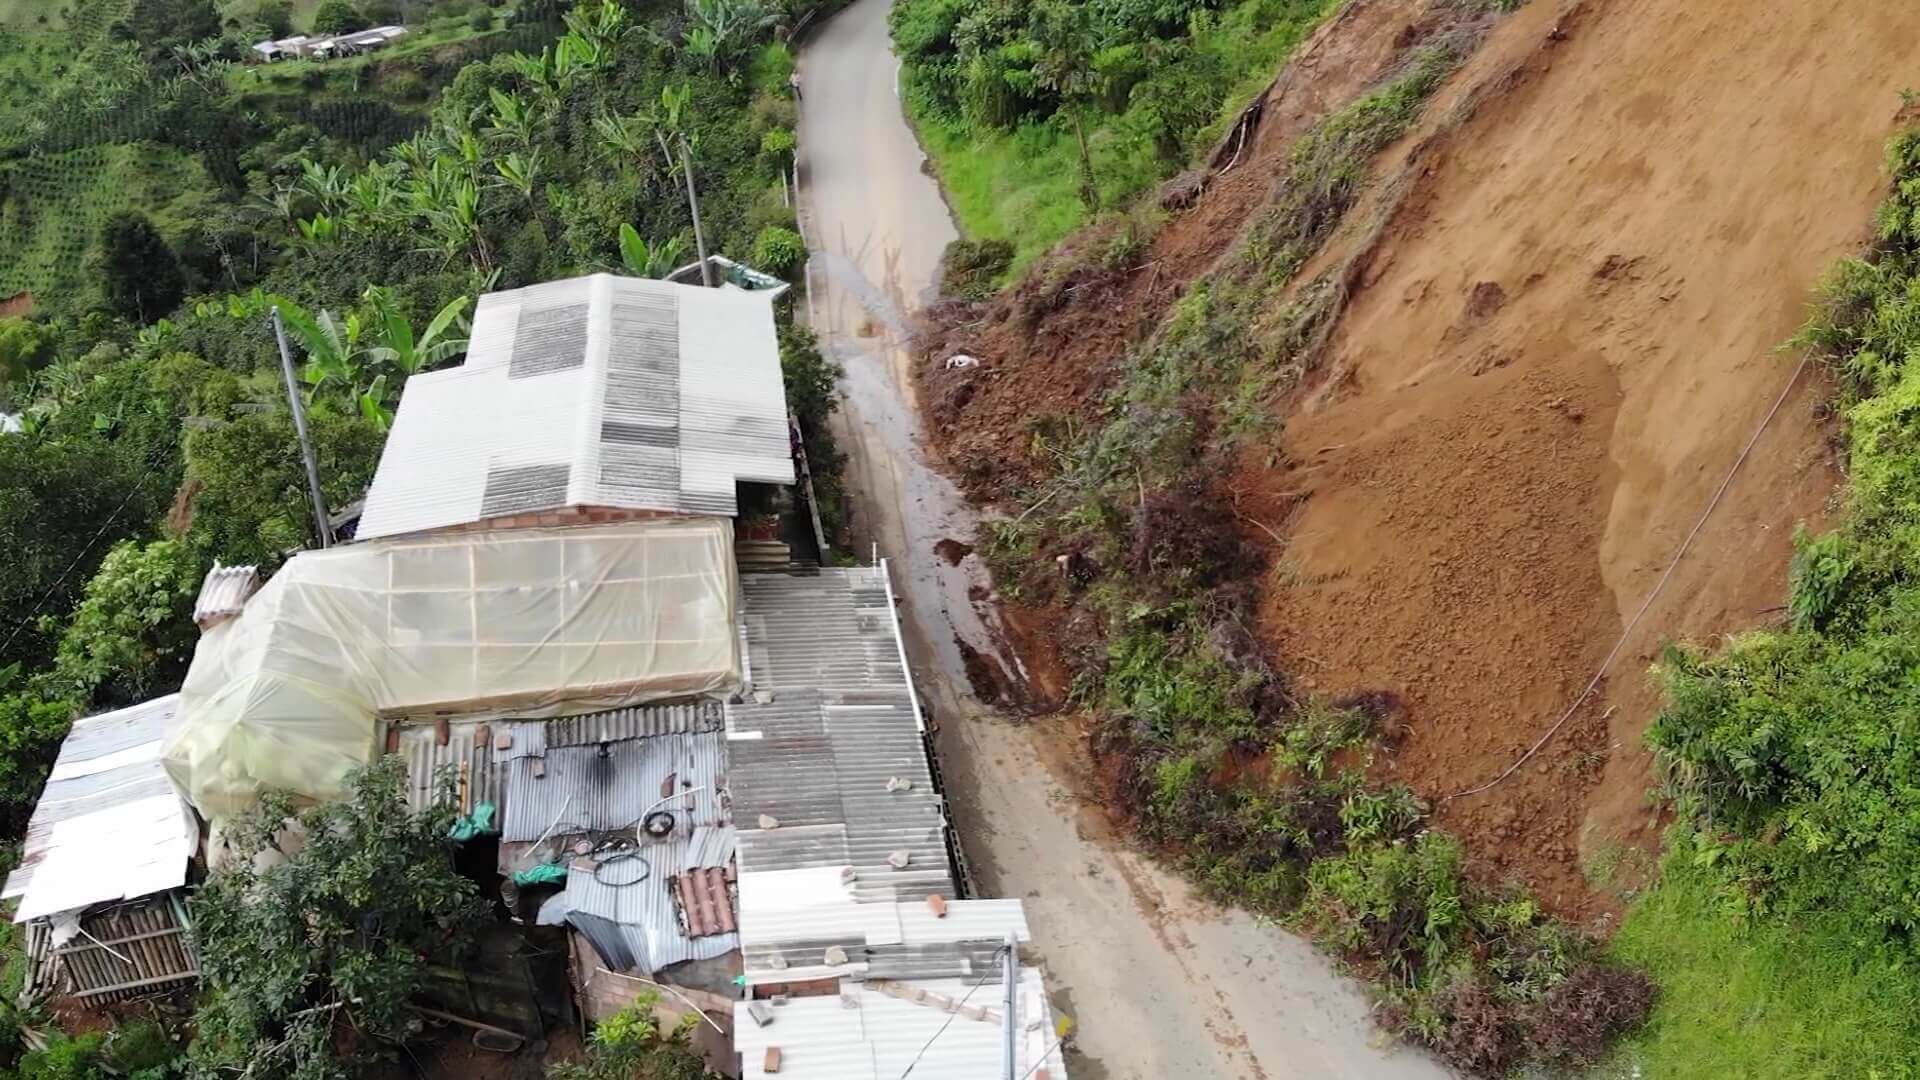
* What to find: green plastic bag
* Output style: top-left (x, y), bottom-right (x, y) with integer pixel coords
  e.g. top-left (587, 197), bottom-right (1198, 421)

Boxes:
top-left (512, 863), bottom-right (568, 887)
top-left (448, 801), bottom-right (497, 841)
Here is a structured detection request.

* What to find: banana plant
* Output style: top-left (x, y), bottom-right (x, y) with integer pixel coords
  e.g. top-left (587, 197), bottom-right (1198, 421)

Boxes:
top-left (296, 213), bottom-right (340, 249)
top-left (362, 287), bottom-right (472, 376)
top-left (487, 88), bottom-right (538, 146)
top-left (493, 150), bottom-right (542, 200)
top-left (617, 224), bottom-right (685, 279)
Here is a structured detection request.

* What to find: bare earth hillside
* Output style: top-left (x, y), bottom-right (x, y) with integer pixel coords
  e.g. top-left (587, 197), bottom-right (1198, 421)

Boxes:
top-left (1236, 0), bottom-right (1920, 914)
top-left (920, 0), bottom-right (1920, 917)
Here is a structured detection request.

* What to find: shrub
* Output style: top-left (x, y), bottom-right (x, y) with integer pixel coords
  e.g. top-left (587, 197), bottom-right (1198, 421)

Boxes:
top-left (467, 5), bottom-right (492, 30)
top-left (310, 0), bottom-right (362, 33)
top-left (1529, 962), bottom-right (1658, 1066)
top-left (939, 237), bottom-right (1013, 298)
top-left (751, 225), bottom-right (806, 280)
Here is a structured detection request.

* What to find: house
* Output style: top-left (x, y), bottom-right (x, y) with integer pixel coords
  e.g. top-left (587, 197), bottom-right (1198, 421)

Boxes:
top-left (250, 34), bottom-right (314, 61)
top-left (107, 269), bottom-right (1067, 1075)
top-left (3, 697), bottom-right (200, 1003)
top-left (355, 273), bottom-right (795, 542)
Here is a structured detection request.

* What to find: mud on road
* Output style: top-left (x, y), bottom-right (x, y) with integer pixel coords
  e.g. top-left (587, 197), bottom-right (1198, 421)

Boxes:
top-left (792, 0), bottom-right (1445, 1075)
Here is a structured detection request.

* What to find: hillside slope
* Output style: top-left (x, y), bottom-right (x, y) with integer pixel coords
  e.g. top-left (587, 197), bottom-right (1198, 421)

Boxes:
top-left (1235, 0), bottom-right (1918, 914)
top-left (917, 0), bottom-right (1920, 920)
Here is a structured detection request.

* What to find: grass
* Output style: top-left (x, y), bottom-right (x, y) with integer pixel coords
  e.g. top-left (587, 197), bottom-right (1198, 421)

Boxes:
top-left (904, 0), bottom-right (1336, 276)
top-left (0, 143), bottom-right (212, 300)
top-left (1605, 859), bottom-right (1920, 1079)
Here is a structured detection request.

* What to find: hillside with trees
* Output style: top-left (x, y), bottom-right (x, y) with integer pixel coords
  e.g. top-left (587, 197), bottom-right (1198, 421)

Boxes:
top-left (0, 0), bottom-right (838, 1069)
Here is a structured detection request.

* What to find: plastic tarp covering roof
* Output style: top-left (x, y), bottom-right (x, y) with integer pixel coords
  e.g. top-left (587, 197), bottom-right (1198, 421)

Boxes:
top-left (163, 520), bottom-right (740, 818)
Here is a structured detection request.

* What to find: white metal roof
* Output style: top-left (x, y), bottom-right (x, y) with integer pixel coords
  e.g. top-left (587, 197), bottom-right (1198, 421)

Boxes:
top-left (357, 274), bottom-right (795, 540)
top-left (734, 969), bottom-right (1069, 1080)
top-left (3, 696), bottom-right (197, 923)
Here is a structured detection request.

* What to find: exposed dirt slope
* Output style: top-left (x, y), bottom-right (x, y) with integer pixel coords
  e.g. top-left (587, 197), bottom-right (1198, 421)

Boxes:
top-left (1235, 0), bottom-right (1920, 915)
top-left (919, 0), bottom-right (1453, 494)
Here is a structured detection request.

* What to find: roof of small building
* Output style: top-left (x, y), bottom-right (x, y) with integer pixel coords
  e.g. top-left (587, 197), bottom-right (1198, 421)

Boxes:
top-left (3, 696), bottom-right (197, 923)
top-left (734, 968), bottom-right (1069, 1080)
top-left (356, 273), bottom-right (795, 541)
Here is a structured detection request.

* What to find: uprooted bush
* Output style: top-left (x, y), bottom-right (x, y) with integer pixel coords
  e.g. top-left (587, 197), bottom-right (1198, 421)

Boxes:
top-left (939, 238), bottom-right (1014, 299)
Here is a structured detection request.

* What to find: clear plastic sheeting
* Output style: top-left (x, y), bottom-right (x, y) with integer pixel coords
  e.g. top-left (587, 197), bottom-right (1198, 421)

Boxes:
top-left (163, 520), bottom-right (741, 818)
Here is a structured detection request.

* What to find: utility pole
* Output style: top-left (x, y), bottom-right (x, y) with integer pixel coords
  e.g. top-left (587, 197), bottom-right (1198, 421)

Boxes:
top-left (680, 134), bottom-right (713, 286)
top-left (270, 307), bottom-right (335, 549)
top-left (1002, 931), bottom-right (1018, 1080)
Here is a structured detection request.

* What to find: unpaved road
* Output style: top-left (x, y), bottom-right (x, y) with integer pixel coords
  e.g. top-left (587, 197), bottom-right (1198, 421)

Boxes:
top-left (792, 1), bottom-right (1446, 1077)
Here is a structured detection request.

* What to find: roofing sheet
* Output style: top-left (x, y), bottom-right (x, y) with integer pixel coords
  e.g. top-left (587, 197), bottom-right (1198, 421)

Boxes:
top-left (192, 563), bottom-right (259, 626)
top-left (734, 969), bottom-right (1068, 1080)
top-left (500, 730), bottom-right (727, 843)
top-left (562, 833), bottom-right (738, 973)
top-left (4, 697), bottom-right (196, 923)
top-left (357, 273), bottom-right (794, 540)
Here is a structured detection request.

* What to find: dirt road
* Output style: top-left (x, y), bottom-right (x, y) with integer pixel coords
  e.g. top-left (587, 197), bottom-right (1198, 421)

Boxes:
top-left (792, 2), bottom-right (1445, 1076)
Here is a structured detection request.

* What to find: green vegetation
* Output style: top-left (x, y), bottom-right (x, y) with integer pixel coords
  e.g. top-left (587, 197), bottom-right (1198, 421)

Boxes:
top-left (963, 9), bottom-right (1653, 1071)
top-left (1620, 126), bottom-right (1920, 1076)
top-left (892, 0), bottom-right (1337, 270)
top-left (189, 756), bottom-right (490, 1078)
top-left (1609, 847), bottom-right (1920, 1078)
top-left (545, 998), bottom-right (707, 1080)
top-left (0, 0), bottom-right (844, 1068)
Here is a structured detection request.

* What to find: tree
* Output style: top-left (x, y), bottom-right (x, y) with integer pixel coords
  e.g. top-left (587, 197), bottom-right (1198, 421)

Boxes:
top-left (0, 690), bottom-right (79, 837)
top-left (46, 539), bottom-right (204, 708)
top-left (1026, 0), bottom-right (1106, 210)
top-left (96, 214), bottom-right (187, 325)
top-left (250, 0), bottom-right (295, 37)
top-left (0, 318), bottom-right (54, 400)
top-left (189, 757), bottom-right (491, 1080)
top-left (0, 436), bottom-right (170, 674)
top-left (546, 1001), bottom-right (707, 1080)
top-left (310, 0), bottom-right (363, 33)
top-left (182, 408), bottom-right (385, 568)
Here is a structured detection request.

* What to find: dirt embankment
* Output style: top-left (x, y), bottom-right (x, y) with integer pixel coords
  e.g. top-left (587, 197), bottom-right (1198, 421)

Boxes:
top-left (1235, 0), bottom-right (1920, 914)
top-left (919, 0), bottom-right (1920, 918)
top-left (917, 0), bottom-right (1446, 494)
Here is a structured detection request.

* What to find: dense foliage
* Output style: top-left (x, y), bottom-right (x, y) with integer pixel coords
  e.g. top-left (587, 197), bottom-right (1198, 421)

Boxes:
top-left (1649, 129), bottom-right (1920, 941)
top-left (893, 0), bottom-right (1336, 266)
top-left (0, 0), bottom-right (842, 1069)
top-left (189, 756), bottom-right (490, 1079)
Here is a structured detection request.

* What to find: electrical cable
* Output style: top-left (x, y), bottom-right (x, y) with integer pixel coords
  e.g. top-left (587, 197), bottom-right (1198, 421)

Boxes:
top-left (1446, 348), bottom-right (1815, 801)
top-left (0, 446), bottom-right (166, 661)
top-left (592, 849), bottom-right (651, 888)
top-left (896, 946), bottom-right (1007, 1080)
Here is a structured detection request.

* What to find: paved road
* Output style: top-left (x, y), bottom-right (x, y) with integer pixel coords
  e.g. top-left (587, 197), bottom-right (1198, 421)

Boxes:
top-left (792, 3), bottom-right (1449, 1076)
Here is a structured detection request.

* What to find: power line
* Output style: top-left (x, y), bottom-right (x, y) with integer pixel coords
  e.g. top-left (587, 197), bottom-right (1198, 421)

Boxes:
top-left (897, 946), bottom-right (1007, 1080)
top-left (1446, 348), bottom-right (1815, 801)
top-left (0, 445), bottom-right (168, 663)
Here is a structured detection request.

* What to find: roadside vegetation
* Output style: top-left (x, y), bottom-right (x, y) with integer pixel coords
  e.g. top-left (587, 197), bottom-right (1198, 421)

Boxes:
top-left (891, 0), bottom-right (1337, 273)
top-left (939, 6), bottom-right (1655, 1071)
top-left (1605, 124), bottom-right (1920, 1077)
top-left (0, 0), bottom-right (839, 1067)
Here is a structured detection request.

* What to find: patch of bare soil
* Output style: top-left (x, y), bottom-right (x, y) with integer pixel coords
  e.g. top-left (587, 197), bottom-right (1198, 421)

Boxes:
top-left (1234, 0), bottom-right (1919, 916)
top-left (915, 0), bottom-right (1452, 496)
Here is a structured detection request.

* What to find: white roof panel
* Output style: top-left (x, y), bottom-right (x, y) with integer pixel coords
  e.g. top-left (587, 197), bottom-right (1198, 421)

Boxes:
top-left (357, 274), bottom-right (795, 540)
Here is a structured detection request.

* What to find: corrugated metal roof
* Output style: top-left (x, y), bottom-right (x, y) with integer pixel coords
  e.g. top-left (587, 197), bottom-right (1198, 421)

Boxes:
top-left (501, 730), bottom-right (727, 843)
top-left (739, 568), bottom-right (914, 695)
top-left (563, 832), bottom-right (738, 973)
top-left (544, 701), bottom-right (722, 746)
top-left (395, 721), bottom-right (507, 814)
top-left (3, 697), bottom-right (196, 923)
top-left (192, 563), bottom-right (258, 627)
top-left (357, 274), bottom-right (795, 540)
top-left (733, 969), bottom-right (1069, 1080)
